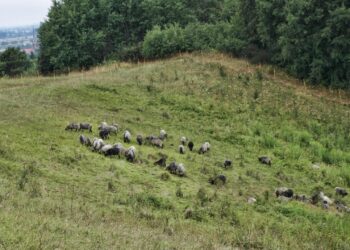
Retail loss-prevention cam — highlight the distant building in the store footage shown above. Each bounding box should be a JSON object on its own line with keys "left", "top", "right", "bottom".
{"left": 23, "top": 48, "right": 35, "bottom": 55}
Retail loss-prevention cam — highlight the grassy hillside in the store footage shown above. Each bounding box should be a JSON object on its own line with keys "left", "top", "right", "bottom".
{"left": 0, "top": 53, "right": 349, "bottom": 249}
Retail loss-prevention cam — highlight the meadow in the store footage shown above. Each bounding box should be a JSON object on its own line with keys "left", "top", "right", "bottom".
{"left": 0, "top": 53, "right": 349, "bottom": 249}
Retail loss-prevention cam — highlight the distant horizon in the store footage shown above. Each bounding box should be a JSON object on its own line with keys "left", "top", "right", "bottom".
{"left": 0, "top": 23, "right": 41, "bottom": 30}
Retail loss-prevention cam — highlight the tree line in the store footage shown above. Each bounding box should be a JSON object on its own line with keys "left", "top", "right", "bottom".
{"left": 37, "top": 0, "right": 349, "bottom": 88}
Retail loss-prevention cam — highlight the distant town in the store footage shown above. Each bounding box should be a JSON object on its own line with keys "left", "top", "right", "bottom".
{"left": 0, "top": 24, "right": 39, "bottom": 55}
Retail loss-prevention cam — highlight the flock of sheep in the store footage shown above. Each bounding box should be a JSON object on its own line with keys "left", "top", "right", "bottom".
{"left": 65, "top": 122, "right": 349, "bottom": 213}
{"left": 65, "top": 122, "right": 198, "bottom": 177}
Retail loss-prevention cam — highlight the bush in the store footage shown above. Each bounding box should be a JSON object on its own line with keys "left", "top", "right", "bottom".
{"left": 142, "top": 24, "right": 186, "bottom": 59}
{"left": 197, "top": 187, "right": 209, "bottom": 206}
{"left": 0, "top": 47, "right": 30, "bottom": 77}
{"left": 309, "top": 141, "right": 325, "bottom": 161}
{"left": 322, "top": 149, "right": 345, "bottom": 165}
{"left": 142, "top": 22, "right": 246, "bottom": 59}
{"left": 298, "top": 131, "right": 312, "bottom": 147}
{"left": 117, "top": 44, "right": 143, "bottom": 62}
{"left": 176, "top": 186, "right": 184, "bottom": 198}
{"left": 261, "top": 133, "right": 277, "bottom": 148}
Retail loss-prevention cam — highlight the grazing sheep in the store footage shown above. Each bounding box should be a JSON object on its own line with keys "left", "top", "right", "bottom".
{"left": 154, "top": 157, "right": 167, "bottom": 167}
{"left": 322, "top": 201, "right": 330, "bottom": 210}
{"left": 248, "top": 197, "right": 257, "bottom": 204}
{"left": 188, "top": 141, "right": 194, "bottom": 151}
{"left": 105, "top": 143, "right": 123, "bottom": 157}
{"left": 98, "top": 122, "right": 108, "bottom": 130}
{"left": 106, "top": 125, "right": 118, "bottom": 134}
{"left": 92, "top": 138, "right": 105, "bottom": 151}
{"left": 146, "top": 135, "right": 158, "bottom": 141}
{"left": 166, "top": 162, "right": 177, "bottom": 173}
{"left": 159, "top": 129, "right": 167, "bottom": 140}
{"left": 99, "top": 129, "right": 110, "bottom": 140}
{"left": 125, "top": 146, "right": 136, "bottom": 162}
{"left": 209, "top": 174, "right": 227, "bottom": 185}
{"left": 198, "top": 142, "right": 210, "bottom": 154}
{"left": 150, "top": 138, "right": 164, "bottom": 148}
{"left": 180, "top": 137, "right": 187, "bottom": 145}
{"left": 166, "top": 162, "right": 186, "bottom": 177}
{"left": 176, "top": 163, "right": 186, "bottom": 177}
{"left": 100, "top": 144, "right": 113, "bottom": 154}
{"left": 319, "top": 192, "right": 332, "bottom": 205}
{"left": 79, "top": 123, "right": 92, "bottom": 132}
{"left": 310, "top": 192, "right": 320, "bottom": 205}
{"left": 224, "top": 160, "right": 232, "bottom": 168}
{"left": 335, "top": 201, "right": 350, "bottom": 213}
{"left": 124, "top": 130, "right": 131, "bottom": 143}
{"left": 335, "top": 187, "right": 348, "bottom": 197}
{"left": 79, "top": 135, "right": 91, "bottom": 146}
{"left": 79, "top": 135, "right": 87, "bottom": 145}
{"left": 98, "top": 122, "right": 118, "bottom": 134}
{"left": 86, "top": 137, "right": 92, "bottom": 147}
{"left": 258, "top": 156, "right": 271, "bottom": 166}
{"left": 275, "top": 187, "right": 293, "bottom": 198}
{"left": 112, "top": 123, "right": 119, "bottom": 129}
{"left": 179, "top": 145, "right": 185, "bottom": 154}
{"left": 294, "top": 194, "right": 308, "bottom": 202}
{"left": 137, "top": 135, "right": 143, "bottom": 146}
{"left": 65, "top": 123, "right": 79, "bottom": 131}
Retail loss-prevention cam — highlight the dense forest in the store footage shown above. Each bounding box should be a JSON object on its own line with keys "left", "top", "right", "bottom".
{"left": 38, "top": 0, "right": 350, "bottom": 88}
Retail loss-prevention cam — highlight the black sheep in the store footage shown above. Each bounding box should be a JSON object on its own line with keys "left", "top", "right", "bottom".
{"left": 65, "top": 123, "right": 79, "bottom": 131}
{"left": 99, "top": 129, "right": 110, "bottom": 140}
{"left": 154, "top": 157, "right": 167, "bottom": 167}
{"left": 79, "top": 123, "right": 92, "bottom": 132}
{"left": 258, "top": 156, "right": 271, "bottom": 166}
{"left": 209, "top": 174, "right": 227, "bottom": 185}
{"left": 275, "top": 187, "right": 293, "bottom": 198}
{"left": 105, "top": 146, "right": 122, "bottom": 157}
{"left": 137, "top": 135, "right": 143, "bottom": 146}
{"left": 224, "top": 160, "right": 232, "bottom": 168}
{"left": 188, "top": 141, "right": 194, "bottom": 151}
{"left": 335, "top": 187, "right": 348, "bottom": 197}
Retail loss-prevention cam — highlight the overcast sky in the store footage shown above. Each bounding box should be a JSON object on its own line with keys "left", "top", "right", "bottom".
{"left": 0, "top": 0, "right": 52, "bottom": 28}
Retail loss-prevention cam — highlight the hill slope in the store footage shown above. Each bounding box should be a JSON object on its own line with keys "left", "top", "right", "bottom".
{"left": 0, "top": 53, "right": 349, "bottom": 249}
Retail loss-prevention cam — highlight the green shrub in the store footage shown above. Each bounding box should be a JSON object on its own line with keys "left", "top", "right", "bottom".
{"left": 132, "top": 193, "right": 173, "bottom": 210}
{"left": 0, "top": 47, "right": 30, "bottom": 77}
{"left": 117, "top": 44, "right": 143, "bottom": 62}
{"left": 261, "top": 133, "right": 277, "bottom": 148}
{"left": 280, "top": 126, "right": 297, "bottom": 143}
{"left": 197, "top": 188, "right": 209, "bottom": 206}
{"left": 322, "top": 149, "right": 345, "bottom": 165}
{"left": 142, "top": 22, "right": 246, "bottom": 59}
{"left": 298, "top": 131, "right": 312, "bottom": 147}
{"left": 176, "top": 186, "right": 184, "bottom": 198}
{"left": 285, "top": 144, "right": 303, "bottom": 160}
{"left": 308, "top": 120, "right": 323, "bottom": 137}
{"left": 309, "top": 141, "right": 325, "bottom": 161}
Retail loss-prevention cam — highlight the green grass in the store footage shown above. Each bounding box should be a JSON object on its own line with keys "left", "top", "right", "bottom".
{"left": 0, "top": 53, "right": 349, "bottom": 249}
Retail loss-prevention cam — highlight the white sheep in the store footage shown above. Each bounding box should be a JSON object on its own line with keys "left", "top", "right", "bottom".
{"left": 319, "top": 192, "right": 332, "bottom": 205}
{"left": 124, "top": 130, "right": 131, "bottom": 143}
{"left": 179, "top": 145, "right": 185, "bottom": 154}
{"left": 125, "top": 146, "right": 136, "bottom": 162}
{"left": 98, "top": 122, "right": 118, "bottom": 134}
{"left": 159, "top": 129, "right": 167, "bottom": 140}
{"left": 176, "top": 163, "right": 186, "bottom": 176}
{"left": 93, "top": 138, "right": 105, "bottom": 151}
{"left": 199, "top": 142, "right": 211, "bottom": 154}
{"left": 180, "top": 136, "right": 187, "bottom": 145}
{"left": 100, "top": 144, "right": 113, "bottom": 154}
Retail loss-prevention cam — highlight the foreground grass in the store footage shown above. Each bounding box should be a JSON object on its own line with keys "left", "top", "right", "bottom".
{"left": 0, "top": 53, "right": 349, "bottom": 249}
